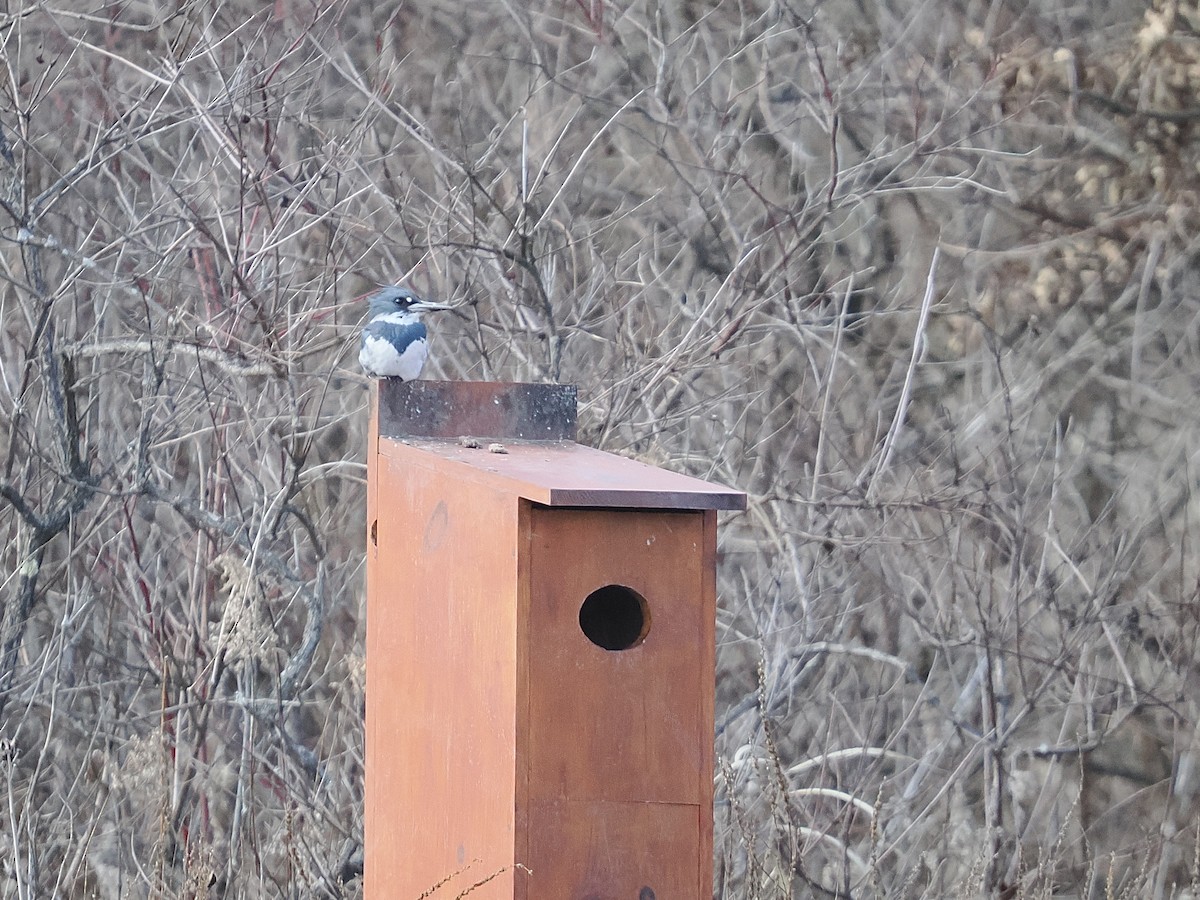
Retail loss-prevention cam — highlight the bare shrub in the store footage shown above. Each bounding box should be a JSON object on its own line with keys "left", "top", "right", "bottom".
{"left": 0, "top": 0, "right": 1196, "bottom": 897}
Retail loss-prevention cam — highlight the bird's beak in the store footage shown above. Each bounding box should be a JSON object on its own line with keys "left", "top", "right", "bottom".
{"left": 410, "top": 300, "right": 454, "bottom": 313}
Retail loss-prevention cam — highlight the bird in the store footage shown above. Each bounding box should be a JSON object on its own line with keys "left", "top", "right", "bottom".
{"left": 358, "top": 286, "right": 451, "bottom": 380}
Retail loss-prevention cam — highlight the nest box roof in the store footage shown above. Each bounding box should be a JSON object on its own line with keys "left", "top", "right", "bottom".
{"left": 375, "top": 381, "right": 746, "bottom": 511}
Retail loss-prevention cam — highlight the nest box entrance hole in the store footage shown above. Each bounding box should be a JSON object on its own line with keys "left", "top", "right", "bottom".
{"left": 578, "top": 584, "right": 650, "bottom": 651}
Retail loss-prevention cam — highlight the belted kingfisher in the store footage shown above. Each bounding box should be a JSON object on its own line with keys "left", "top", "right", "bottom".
{"left": 358, "top": 286, "right": 452, "bottom": 380}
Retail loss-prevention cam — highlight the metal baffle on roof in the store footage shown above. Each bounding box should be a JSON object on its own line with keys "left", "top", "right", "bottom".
{"left": 376, "top": 380, "right": 746, "bottom": 510}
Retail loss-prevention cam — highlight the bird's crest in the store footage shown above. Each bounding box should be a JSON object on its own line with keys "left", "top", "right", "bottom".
{"left": 367, "top": 285, "right": 422, "bottom": 318}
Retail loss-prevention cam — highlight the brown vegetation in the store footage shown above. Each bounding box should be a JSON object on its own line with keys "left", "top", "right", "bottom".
{"left": 0, "top": 0, "right": 1198, "bottom": 897}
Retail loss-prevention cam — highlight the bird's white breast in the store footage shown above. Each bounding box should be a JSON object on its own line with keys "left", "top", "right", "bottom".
{"left": 359, "top": 313, "right": 429, "bottom": 380}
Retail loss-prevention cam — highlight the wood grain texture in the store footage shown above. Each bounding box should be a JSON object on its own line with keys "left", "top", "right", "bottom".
{"left": 366, "top": 438, "right": 521, "bottom": 900}
{"left": 381, "top": 438, "right": 746, "bottom": 510}
{"left": 520, "top": 505, "right": 715, "bottom": 899}
{"left": 367, "top": 425, "right": 722, "bottom": 899}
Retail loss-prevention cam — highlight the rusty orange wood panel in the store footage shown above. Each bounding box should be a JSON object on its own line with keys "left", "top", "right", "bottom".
{"left": 366, "top": 439, "right": 522, "bottom": 900}
{"left": 519, "top": 505, "right": 716, "bottom": 898}
{"left": 524, "top": 506, "right": 710, "bottom": 802}
{"left": 367, "top": 426, "right": 725, "bottom": 899}
{"left": 523, "top": 799, "right": 703, "bottom": 899}
{"left": 385, "top": 437, "right": 745, "bottom": 511}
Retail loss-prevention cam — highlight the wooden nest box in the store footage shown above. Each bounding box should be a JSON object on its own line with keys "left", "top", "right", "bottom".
{"left": 366, "top": 381, "right": 746, "bottom": 900}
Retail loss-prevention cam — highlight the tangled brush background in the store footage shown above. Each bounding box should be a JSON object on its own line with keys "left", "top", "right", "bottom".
{"left": 0, "top": 1, "right": 1197, "bottom": 897}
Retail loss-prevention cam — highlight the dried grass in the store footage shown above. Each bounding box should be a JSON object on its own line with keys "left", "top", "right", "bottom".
{"left": 0, "top": 0, "right": 1197, "bottom": 897}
